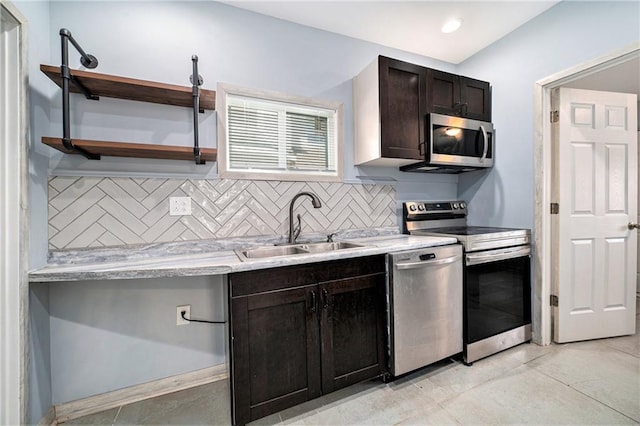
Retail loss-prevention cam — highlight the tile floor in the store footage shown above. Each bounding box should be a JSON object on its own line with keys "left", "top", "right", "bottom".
{"left": 63, "top": 306, "right": 639, "bottom": 425}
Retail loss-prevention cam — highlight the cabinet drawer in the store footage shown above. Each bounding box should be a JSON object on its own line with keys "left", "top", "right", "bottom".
{"left": 230, "top": 255, "right": 386, "bottom": 297}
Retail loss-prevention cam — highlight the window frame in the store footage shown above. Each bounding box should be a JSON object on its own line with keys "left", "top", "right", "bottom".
{"left": 217, "top": 83, "right": 344, "bottom": 182}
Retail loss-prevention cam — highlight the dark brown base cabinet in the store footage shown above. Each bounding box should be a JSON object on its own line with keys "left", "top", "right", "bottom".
{"left": 228, "top": 256, "right": 387, "bottom": 425}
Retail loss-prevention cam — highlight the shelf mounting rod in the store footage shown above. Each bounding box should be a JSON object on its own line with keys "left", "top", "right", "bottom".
{"left": 59, "top": 28, "right": 101, "bottom": 160}
{"left": 190, "top": 55, "right": 205, "bottom": 165}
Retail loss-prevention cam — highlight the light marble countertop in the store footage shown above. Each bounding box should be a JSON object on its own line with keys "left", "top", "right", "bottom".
{"left": 29, "top": 231, "right": 458, "bottom": 283}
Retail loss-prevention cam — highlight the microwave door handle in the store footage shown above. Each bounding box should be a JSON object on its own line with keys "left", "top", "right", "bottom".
{"left": 479, "top": 125, "right": 488, "bottom": 162}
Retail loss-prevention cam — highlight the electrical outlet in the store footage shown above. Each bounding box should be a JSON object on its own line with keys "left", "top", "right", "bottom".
{"left": 170, "top": 197, "right": 192, "bottom": 216}
{"left": 177, "top": 305, "right": 191, "bottom": 325}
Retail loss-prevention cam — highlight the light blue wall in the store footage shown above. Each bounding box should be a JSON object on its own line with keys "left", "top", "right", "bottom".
{"left": 29, "top": 283, "right": 51, "bottom": 424}
{"left": 18, "top": 0, "right": 51, "bottom": 270}
{"left": 457, "top": 1, "right": 640, "bottom": 228}
{"left": 48, "top": 276, "right": 226, "bottom": 403}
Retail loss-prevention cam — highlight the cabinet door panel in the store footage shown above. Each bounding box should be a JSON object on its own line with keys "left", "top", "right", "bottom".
{"left": 460, "top": 76, "right": 491, "bottom": 121}
{"left": 247, "top": 289, "right": 320, "bottom": 405}
{"left": 379, "top": 56, "right": 426, "bottom": 160}
{"left": 427, "top": 70, "right": 492, "bottom": 121}
{"left": 320, "top": 273, "right": 386, "bottom": 393}
{"left": 231, "top": 286, "right": 321, "bottom": 425}
{"left": 427, "top": 69, "right": 460, "bottom": 116}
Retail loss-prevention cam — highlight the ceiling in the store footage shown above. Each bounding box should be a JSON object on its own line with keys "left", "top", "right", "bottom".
{"left": 564, "top": 57, "right": 640, "bottom": 96}
{"left": 223, "top": 1, "right": 639, "bottom": 96}
{"left": 222, "top": 1, "right": 559, "bottom": 64}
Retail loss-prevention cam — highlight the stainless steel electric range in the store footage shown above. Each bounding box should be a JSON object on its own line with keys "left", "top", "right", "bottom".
{"left": 403, "top": 200, "right": 532, "bottom": 364}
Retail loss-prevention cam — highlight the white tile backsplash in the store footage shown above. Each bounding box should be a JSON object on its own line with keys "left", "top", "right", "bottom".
{"left": 48, "top": 178, "right": 397, "bottom": 250}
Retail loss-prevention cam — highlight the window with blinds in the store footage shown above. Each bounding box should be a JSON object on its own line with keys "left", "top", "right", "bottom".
{"left": 219, "top": 87, "right": 342, "bottom": 181}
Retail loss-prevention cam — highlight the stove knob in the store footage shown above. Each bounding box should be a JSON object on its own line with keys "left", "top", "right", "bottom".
{"left": 452, "top": 202, "right": 459, "bottom": 209}
{"left": 460, "top": 202, "right": 466, "bottom": 209}
{"left": 409, "top": 204, "right": 417, "bottom": 212}
{"left": 417, "top": 204, "right": 425, "bottom": 211}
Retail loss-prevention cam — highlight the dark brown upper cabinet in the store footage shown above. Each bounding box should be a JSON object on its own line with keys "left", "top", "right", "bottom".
{"left": 354, "top": 56, "right": 427, "bottom": 166}
{"left": 427, "top": 68, "right": 492, "bottom": 121}
{"left": 378, "top": 56, "right": 427, "bottom": 161}
{"left": 354, "top": 56, "right": 492, "bottom": 167}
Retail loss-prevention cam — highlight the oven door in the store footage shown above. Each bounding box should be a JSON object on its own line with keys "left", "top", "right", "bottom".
{"left": 464, "top": 246, "right": 531, "bottom": 346}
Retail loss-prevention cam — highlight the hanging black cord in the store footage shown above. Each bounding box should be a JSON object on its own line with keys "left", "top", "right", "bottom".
{"left": 181, "top": 310, "right": 226, "bottom": 324}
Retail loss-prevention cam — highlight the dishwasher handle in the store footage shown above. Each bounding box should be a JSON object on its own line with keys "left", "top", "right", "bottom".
{"left": 395, "top": 255, "right": 462, "bottom": 270}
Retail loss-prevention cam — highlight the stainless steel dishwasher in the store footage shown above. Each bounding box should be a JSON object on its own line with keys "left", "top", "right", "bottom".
{"left": 387, "top": 244, "right": 463, "bottom": 377}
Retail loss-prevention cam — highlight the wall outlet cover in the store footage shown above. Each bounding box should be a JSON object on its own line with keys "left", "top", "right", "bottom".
{"left": 170, "top": 197, "right": 192, "bottom": 216}
{"left": 177, "top": 305, "right": 191, "bottom": 325}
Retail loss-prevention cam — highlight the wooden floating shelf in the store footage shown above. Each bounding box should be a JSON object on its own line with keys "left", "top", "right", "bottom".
{"left": 42, "top": 137, "right": 217, "bottom": 162}
{"left": 40, "top": 64, "right": 216, "bottom": 110}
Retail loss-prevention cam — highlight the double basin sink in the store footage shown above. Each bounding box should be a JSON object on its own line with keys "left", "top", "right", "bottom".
{"left": 235, "top": 241, "right": 366, "bottom": 262}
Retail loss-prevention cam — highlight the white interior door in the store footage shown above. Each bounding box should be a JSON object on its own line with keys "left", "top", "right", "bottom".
{"left": 553, "top": 88, "right": 638, "bottom": 343}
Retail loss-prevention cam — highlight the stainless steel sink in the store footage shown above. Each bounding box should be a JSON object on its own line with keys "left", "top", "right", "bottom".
{"left": 298, "top": 241, "right": 364, "bottom": 252}
{"left": 235, "top": 241, "right": 366, "bottom": 261}
{"left": 236, "top": 245, "right": 309, "bottom": 260}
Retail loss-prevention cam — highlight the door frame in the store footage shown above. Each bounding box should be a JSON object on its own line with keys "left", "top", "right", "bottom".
{"left": 533, "top": 42, "right": 640, "bottom": 345}
{"left": 0, "top": 1, "right": 28, "bottom": 424}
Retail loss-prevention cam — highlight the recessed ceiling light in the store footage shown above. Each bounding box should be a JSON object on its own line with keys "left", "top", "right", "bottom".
{"left": 442, "top": 18, "right": 462, "bottom": 34}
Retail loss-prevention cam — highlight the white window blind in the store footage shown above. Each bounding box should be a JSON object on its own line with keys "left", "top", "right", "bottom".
{"left": 226, "top": 94, "right": 338, "bottom": 176}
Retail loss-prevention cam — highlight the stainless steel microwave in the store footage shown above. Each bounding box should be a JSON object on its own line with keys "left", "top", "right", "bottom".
{"left": 400, "top": 113, "right": 494, "bottom": 173}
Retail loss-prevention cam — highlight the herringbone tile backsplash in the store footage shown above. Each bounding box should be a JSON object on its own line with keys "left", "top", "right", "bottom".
{"left": 48, "top": 177, "right": 397, "bottom": 250}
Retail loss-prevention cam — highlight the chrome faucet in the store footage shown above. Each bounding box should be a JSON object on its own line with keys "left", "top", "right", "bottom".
{"left": 288, "top": 192, "right": 322, "bottom": 244}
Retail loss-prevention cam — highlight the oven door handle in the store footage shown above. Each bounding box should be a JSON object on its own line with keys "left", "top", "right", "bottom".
{"left": 466, "top": 246, "right": 531, "bottom": 266}
{"left": 395, "top": 255, "right": 462, "bottom": 270}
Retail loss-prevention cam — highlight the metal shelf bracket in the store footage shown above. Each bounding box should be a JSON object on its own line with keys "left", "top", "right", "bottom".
{"left": 190, "top": 55, "right": 205, "bottom": 165}
{"left": 59, "top": 28, "right": 101, "bottom": 160}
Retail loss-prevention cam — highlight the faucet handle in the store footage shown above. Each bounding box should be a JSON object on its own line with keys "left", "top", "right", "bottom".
{"left": 326, "top": 232, "right": 336, "bottom": 242}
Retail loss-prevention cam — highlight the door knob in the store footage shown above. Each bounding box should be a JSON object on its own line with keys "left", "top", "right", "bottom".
{"left": 628, "top": 222, "right": 640, "bottom": 230}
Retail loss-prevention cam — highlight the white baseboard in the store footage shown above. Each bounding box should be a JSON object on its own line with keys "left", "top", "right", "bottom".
{"left": 37, "top": 406, "right": 57, "bottom": 426}
{"left": 54, "top": 364, "right": 228, "bottom": 423}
